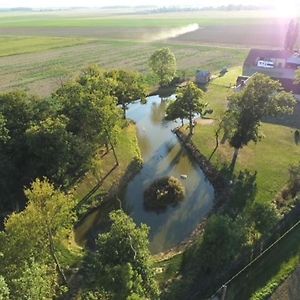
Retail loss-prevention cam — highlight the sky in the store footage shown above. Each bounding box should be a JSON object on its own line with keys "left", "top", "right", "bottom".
{"left": 0, "top": 0, "right": 286, "bottom": 9}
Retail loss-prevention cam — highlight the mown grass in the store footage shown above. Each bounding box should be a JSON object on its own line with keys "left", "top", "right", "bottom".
{"left": 155, "top": 254, "right": 183, "bottom": 288}
{"left": 226, "top": 223, "right": 300, "bottom": 300}
{"left": 0, "top": 36, "right": 92, "bottom": 57}
{"left": 191, "top": 67, "right": 300, "bottom": 204}
{"left": 74, "top": 123, "right": 141, "bottom": 203}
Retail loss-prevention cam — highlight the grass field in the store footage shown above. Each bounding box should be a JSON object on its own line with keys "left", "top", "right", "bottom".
{"left": 190, "top": 68, "right": 300, "bottom": 204}
{"left": 226, "top": 223, "right": 300, "bottom": 300}
{"left": 0, "top": 36, "right": 92, "bottom": 57}
{"left": 0, "top": 10, "right": 298, "bottom": 96}
{"left": 0, "top": 37, "right": 247, "bottom": 96}
{"left": 74, "top": 123, "right": 141, "bottom": 245}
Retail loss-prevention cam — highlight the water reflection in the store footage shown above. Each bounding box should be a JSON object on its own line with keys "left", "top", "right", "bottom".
{"left": 125, "top": 95, "right": 214, "bottom": 254}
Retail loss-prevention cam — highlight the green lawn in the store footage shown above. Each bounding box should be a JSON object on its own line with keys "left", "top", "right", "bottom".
{"left": 191, "top": 67, "right": 300, "bottom": 204}
{"left": 226, "top": 223, "right": 300, "bottom": 300}
{"left": 74, "top": 123, "right": 141, "bottom": 244}
{"left": 187, "top": 68, "right": 300, "bottom": 298}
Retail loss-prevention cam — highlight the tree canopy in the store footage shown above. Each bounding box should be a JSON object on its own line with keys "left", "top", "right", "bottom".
{"left": 149, "top": 48, "right": 177, "bottom": 87}
{"left": 166, "top": 82, "right": 212, "bottom": 135}
{"left": 0, "top": 65, "right": 129, "bottom": 216}
{"left": 0, "top": 178, "right": 75, "bottom": 288}
{"left": 84, "top": 210, "right": 159, "bottom": 299}
{"left": 105, "top": 69, "right": 147, "bottom": 119}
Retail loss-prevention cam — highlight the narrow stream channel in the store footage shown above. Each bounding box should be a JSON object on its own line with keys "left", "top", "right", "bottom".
{"left": 124, "top": 95, "right": 215, "bottom": 254}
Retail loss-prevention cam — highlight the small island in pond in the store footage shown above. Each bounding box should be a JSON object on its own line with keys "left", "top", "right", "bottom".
{"left": 144, "top": 176, "right": 185, "bottom": 211}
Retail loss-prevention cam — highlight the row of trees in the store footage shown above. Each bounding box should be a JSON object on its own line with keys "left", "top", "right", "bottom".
{"left": 0, "top": 66, "right": 147, "bottom": 216}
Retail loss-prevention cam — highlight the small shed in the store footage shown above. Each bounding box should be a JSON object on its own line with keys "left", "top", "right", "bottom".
{"left": 196, "top": 70, "right": 211, "bottom": 84}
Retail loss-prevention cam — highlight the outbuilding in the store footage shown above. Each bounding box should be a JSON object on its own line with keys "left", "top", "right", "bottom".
{"left": 196, "top": 70, "right": 211, "bottom": 84}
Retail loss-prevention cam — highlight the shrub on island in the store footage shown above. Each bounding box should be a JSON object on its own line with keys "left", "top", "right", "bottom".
{"left": 144, "top": 176, "right": 185, "bottom": 212}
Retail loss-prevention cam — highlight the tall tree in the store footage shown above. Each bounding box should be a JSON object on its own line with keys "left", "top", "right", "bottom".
{"left": 149, "top": 48, "right": 177, "bottom": 87}
{"left": 224, "top": 74, "right": 296, "bottom": 171}
{"left": 0, "top": 91, "right": 35, "bottom": 212}
{"left": 25, "top": 115, "right": 77, "bottom": 185}
{"left": 84, "top": 210, "right": 159, "bottom": 299}
{"left": 106, "top": 70, "right": 147, "bottom": 119}
{"left": 0, "top": 179, "right": 76, "bottom": 285}
{"left": 55, "top": 69, "right": 122, "bottom": 166}
{"left": 200, "top": 214, "right": 246, "bottom": 273}
{"left": 166, "top": 82, "right": 212, "bottom": 136}
{"left": 165, "top": 97, "right": 188, "bottom": 127}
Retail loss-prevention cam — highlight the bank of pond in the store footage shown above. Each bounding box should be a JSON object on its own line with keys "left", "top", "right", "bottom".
{"left": 75, "top": 95, "right": 215, "bottom": 254}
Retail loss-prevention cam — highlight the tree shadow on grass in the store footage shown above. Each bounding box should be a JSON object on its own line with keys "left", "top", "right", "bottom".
{"left": 75, "top": 163, "right": 118, "bottom": 212}
{"left": 74, "top": 158, "right": 143, "bottom": 249}
{"left": 224, "top": 169, "right": 257, "bottom": 217}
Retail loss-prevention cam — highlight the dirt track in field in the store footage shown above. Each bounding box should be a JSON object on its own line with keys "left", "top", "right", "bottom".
{"left": 172, "top": 22, "right": 299, "bottom": 48}
{"left": 1, "top": 20, "right": 298, "bottom": 49}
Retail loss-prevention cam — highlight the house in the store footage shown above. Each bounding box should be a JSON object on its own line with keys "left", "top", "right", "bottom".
{"left": 243, "top": 49, "right": 300, "bottom": 98}
{"left": 196, "top": 70, "right": 211, "bottom": 84}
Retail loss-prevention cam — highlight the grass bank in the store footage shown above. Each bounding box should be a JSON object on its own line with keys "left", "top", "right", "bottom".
{"left": 190, "top": 67, "right": 300, "bottom": 204}
{"left": 226, "top": 223, "right": 300, "bottom": 300}
{"left": 73, "top": 123, "right": 142, "bottom": 245}
{"left": 181, "top": 67, "right": 300, "bottom": 298}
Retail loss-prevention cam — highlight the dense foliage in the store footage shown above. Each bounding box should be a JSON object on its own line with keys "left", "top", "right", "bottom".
{"left": 0, "top": 65, "right": 147, "bottom": 220}
{"left": 0, "top": 179, "right": 75, "bottom": 299}
{"left": 83, "top": 210, "right": 159, "bottom": 299}
{"left": 166, "top": 82, "right": 212, "bottom": 135}
{"left": 144, "top": 177, "right": 185, "bottom": 211}
{"left": 149, "top": 48, "right": 177, "bottom": 87}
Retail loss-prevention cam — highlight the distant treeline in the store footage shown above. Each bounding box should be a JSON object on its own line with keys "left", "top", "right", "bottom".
{"left": 144, "top": 5, "right": 271, "bottom": 14}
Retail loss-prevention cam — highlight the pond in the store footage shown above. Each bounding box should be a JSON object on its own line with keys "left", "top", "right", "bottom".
{"left": 124, "top": 95, "right": 215, "bottom": 254}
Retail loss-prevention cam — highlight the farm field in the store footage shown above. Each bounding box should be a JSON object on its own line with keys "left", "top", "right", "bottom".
{"left": 0, "top": 37, "right": 247, "bottom": 96}
{"left": 0, "top": 10, "right": 298, "bottom": 96}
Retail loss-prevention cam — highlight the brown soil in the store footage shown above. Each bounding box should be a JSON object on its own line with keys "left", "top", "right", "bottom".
{"left": 172, "top": 22, "right": 300, "bottom": 48}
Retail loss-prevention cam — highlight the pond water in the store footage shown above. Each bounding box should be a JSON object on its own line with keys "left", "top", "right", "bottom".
{"left": 124, "top": 95, "right": 215, "bottom": 254}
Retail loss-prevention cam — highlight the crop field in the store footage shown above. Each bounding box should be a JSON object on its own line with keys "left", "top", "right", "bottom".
{"left": 0, "top": 37, "right": 246, "bottom": 96}
{"left": 0, "top": 10, "right": 298, "bottom": 96}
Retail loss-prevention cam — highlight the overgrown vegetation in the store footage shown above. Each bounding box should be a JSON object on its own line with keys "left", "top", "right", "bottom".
{"left": 144, "top": 177, "right": 185, "bottom": 212}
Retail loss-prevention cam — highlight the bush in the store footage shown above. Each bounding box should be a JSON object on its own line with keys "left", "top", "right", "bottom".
{"left": 144, "top": 177, "right": 185, "bottom": 212}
